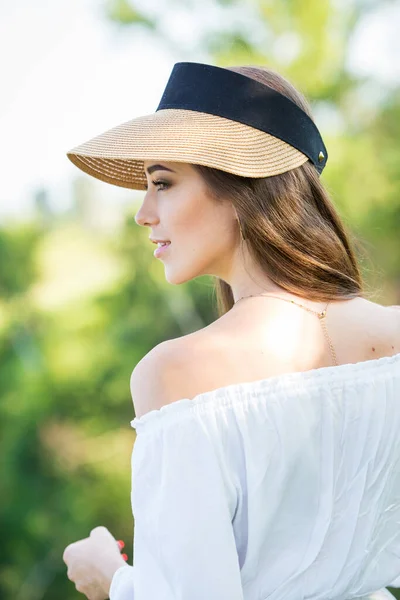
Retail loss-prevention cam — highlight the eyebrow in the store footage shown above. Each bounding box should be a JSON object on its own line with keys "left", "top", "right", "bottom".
{"left": 145, "top": 164, "right": 176, "bottom": 175}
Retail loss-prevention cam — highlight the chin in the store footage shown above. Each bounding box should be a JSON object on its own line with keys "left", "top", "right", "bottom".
{"left": 164, "top": 264, "right": 201, "bottom": 285}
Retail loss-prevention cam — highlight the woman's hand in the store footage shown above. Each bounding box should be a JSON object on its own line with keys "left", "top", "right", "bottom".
{"left": 63, "top": 526, "right": 127, "bottom": 600}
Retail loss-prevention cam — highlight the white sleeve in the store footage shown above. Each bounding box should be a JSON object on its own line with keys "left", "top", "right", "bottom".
{"left": 109, "top": 565, "right": 135, "bottom": 599}
{"left": 388, "top": 575, "right": 400, "bottom": 587}
{"left": 110, "top": 412, "right": 243, "bottom": 599}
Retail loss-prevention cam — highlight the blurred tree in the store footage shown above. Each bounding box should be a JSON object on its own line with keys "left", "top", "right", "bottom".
{"left": 1, "top": 0, "right": 399, "bottom": 598}
{"left": 0, "top": 224, "right": 41, "bottom": 299}
{"left": 105, "top": 0, "right": 155, "bottom": 28}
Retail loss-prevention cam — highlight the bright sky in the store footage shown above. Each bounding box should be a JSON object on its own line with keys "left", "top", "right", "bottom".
{"left": 0, "top": 0, "right": 399, "bottom": 221}
{"left": 0, "top": 0, "right": 182, "bottom": 220}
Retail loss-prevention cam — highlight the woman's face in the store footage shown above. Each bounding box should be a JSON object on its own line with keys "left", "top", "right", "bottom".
{"left": 135, "top": 161, "right": 240, "bottom": 284}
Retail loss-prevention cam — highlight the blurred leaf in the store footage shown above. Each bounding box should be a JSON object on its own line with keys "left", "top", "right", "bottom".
{"left": 105, "top": 0, "right": 155, "bottom": 28}
{"left": 0, "top": 224, "right": 41, "bottom": 299}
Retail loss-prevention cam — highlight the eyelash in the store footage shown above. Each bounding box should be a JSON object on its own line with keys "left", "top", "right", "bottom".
{"left": 145, "top": 179, "right": 170, "bottom": 191}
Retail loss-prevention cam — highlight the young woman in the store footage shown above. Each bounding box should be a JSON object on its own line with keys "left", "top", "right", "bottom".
{"left": 63, "top": 62, "right": 400, "bottom": 600}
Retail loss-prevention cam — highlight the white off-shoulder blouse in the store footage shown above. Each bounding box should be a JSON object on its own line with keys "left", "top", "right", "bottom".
{"left": 110, "top": 352, "right": 400, "bottom": 600}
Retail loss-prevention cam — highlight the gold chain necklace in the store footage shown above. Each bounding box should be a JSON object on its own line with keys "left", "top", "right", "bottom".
{"left": 234, "top": 293, "right": 338, "bottom": 366}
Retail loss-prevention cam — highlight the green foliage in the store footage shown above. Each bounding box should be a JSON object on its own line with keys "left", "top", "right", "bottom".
{"left": 105, "top": 0, "right": 155, "bottom": 28}
{"left": 1, "top": 0, "right": 400, "bottom": 598}
{"left": 0, "top": 224, "right": 41, "bottom": 298}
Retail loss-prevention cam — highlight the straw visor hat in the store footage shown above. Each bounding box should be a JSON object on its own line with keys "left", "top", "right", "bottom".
{"left": 66, "top": 62, "right": 328, "bottom": 190}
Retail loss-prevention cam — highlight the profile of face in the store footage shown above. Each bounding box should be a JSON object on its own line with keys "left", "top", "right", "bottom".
{"left": 135, "top": 161, "right": 241, "bottom": 285}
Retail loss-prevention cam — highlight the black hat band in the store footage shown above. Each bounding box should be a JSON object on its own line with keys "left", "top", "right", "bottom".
{"left": 156, "top": 62, "right": 328, "bottom": 175}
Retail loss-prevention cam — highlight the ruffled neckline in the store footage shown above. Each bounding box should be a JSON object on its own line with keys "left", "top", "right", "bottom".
{"left": 130, "top": 351, "right": 400, "bottom": 433}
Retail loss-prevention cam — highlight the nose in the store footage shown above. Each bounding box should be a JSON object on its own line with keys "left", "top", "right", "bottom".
{"left": 135, "top": 194, "right": 160, "bottom": 228}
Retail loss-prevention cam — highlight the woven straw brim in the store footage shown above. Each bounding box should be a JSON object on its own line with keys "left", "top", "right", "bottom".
{"left": 67, "top": 109, "right": 309, "bottom": 190}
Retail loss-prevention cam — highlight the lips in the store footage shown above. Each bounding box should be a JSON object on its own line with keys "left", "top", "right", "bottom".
{"left": 154, "top": 242, "right": 171, "bottom": 259}
{"left": 150, "top": 238, "right": 171, "bottom": 244}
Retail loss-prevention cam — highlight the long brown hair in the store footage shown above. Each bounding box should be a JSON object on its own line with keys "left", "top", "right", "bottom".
{"left": 193, "top": 66, "right": 365, "bottom": 317}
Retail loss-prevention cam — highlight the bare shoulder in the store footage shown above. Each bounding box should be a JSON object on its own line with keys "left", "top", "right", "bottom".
{"left": 130, "top": 332, "right": 211, "bottom": 420}
{"left": 130, "top": 300, "right": 400, "bottom": 420}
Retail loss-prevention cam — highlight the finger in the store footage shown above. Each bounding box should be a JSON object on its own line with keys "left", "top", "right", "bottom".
{"left": 90, "top": 525, "right": 108, "bottom": 536}
{"left": 63, "top": 544, "right": 75, "bottom": 563}
{"left": 63, "top": 540, "right": 84, "bottom": 563}
{"left": 117, "top": 539, "right": 125, "bottom": 550}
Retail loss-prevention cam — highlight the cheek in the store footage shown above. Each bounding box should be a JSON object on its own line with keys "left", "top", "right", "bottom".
{"left": 165, "top": 191, "right": 204, "bottom": 237}
{"left": 189, "top": 208, "right": 237, "bottom": 258}
{"left": 164, "top": 183, "right": 235, "bottom": 250}
{"left": 201, "top": 203, "right": 237, "bottom": 245}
